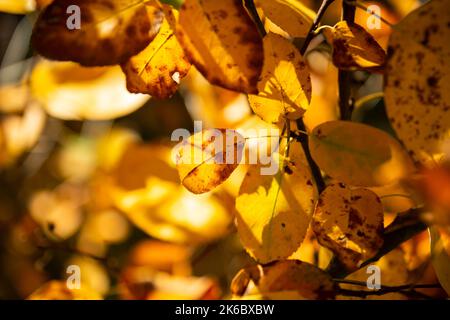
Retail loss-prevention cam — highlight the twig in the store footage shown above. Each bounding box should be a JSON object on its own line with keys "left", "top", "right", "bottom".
{"left": 244, "top": 0, "right": 266, "bottom": 37}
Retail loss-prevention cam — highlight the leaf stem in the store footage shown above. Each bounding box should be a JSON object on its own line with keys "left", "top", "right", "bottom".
{"left": 244, "top": 0, "right": 267, "bottom": 37}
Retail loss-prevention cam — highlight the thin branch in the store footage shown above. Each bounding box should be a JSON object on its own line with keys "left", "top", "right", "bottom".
{"left": 244, "top": 0, "right": 266, "bottom": 37}
{"left": 344, "top": 0, "right": 394, "bottom": 27}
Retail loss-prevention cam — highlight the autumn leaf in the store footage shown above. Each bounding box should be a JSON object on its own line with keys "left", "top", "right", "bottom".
{"left": 322, "top": 21, "right": 386, "bottom": 71}
{"left": 309, "top": 121, "right": 416, "bottom": 187}
{"left": 121, "top": 5, "right": 191, "bottom": 99}
{"left": 235, "top": 142, "right": 317, "bottom": 263}
{"left": 430, "top": 226, "right": 450, "bottom": 296}
{"left": 385, "top": 0, "right": 450, "bottom": 164}
{"left": 31, "top": 0, "right": 164, "bottom": 66}
{"left": 312, "top": 183, "right": 384, "bottom": 271}
{"left": 175, "top": 129, "right": 245, "bottom": 194}
{"left": 231, "top": 260, "right": 336, "bottom": 299}
{"left": 256, "top": 0, "right": 315, "bottom": 38}
{"left": 176, "top": 0, "right": 263, "bottom": 93}
{"left": 30, "top": 60, "right": 150, "bottom": 120}
{"left": 248, "top": 33, "right": 312, "bottom": 125}
{"left": 0, "top": 0, "right": 36, "bottom": 14}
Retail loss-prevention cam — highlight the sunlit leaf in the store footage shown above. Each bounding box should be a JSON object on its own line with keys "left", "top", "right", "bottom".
{"left": 235, "top": 142, "right": 317, "bottom": 263}
{"left": 121, "top": 5, "right": 191, "bottom": 99}
{"left": 32, "top": 0, "right": 164, "bottom": 66}
{"left": 248, "top": 33, "right": 312, "bottom": 125}
{"left": 0, "top": 0, "right": 35, "bottom": 14}
{"left": 385, "top": 0, "right": 450, "bottom": 164}
{"left": 176, "top": 0, "right": 263, "bottom": 93}
{"left": 309, "top": 121, "right": 416, "bottom": 186}
{"left": 312, "top": 183, "right": 384, "bottom": 271}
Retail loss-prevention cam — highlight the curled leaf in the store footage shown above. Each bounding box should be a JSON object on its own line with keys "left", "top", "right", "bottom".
{"left": 385, "top": 0, "right": 450, "bottom": 164}
{"left": 312, "top": 183, "right": 384, "bottom": 271}
{"left": 248, "top": 33, "right": 312, "bottom": 125}
{"left": 175, "top": 129, "right": 245, "bottom": 194}
{"left": 309, "top": 121, "right": 416, "bottom": 187}
{"left": 32, "top": 0, "right": 164, "bottom": 66}
{"left": 323, "top": 21, "right": 386, "bottom": 71}
{"left": 121, "top": 5, "right": 191, "bottom": 99}
{"left": 231, "top": 260, "right": 336, "bottom": 299}
{"left": 176, "top": 0, "right": 263, "bottom": 93}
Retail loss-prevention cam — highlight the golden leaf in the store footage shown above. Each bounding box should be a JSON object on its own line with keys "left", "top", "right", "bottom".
{"left": 0, "top": 0, "right": 35, "bottom": 14}
{"left": 176, "top": 0, "right": 263, "bottom": 93}
{"left": 235, "top": 142, "right": 317, "bottom": 263}
{"left": 322, "top": 21, "right": 386, "bottom": 71}
{"left": 309, "top": 121, "right": 416, "bottom": 186}
{"left": 256, "top": 0, "right": 315, "bottom": 38}
{"left": 32, "top": 0, "right": 164, "bottom": 66}
{"left": 385, "top": 0, "right": 450, "bottom": 164}
{"left": 231, "top": 260, "right": 336, "bottom": 299}
{"left": 175, "top": 129, "right": 245, "bottom": 194}
{"left": 30, "top": 60, "right": 150, "bottom": 120}
{"left": 312, "top": 183, "right": 384, "bottom": 271}
{"left": 248, "top": 33, "right": 312, "bottom": 125}
{"left": 121, "top": 5, "right": 191, "bottom": 99}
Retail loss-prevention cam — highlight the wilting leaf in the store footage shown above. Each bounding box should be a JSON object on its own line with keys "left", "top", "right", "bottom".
{"left": 176, "top": 0, "right": 263, "bottom": 93}
{"left": 32, "top": 0, "right": 164, "bottom": 66}
{"left": 113, "top": 143, "right": 232, "bottom": 244}
{"left": 235, "top": 143, "right": 317, "bottom": 263}
{"left": 30, "top": 60, "right": 150, "bottom": 120}
{"left": 248, "top": 33, "right": 312, "bottom": 125}
{"left": 430, "top": 226, "right": 450, "bottom": 296}
{"left": 256, "top": 0, "right": 315, "bottom": 38}
{"left": 385, "top": 0, "right": 450, "bottom": 164}
{"left": 322, "top": 21, "right": 386, "bottom": 71}
{"left": 121, "top": 5, "right": 191, "bottom": 99}
{"left": 175, "top": 129, "right": 245, "bottom": 194}
{"left": 231, "top": 260, "right": 336, "bottom": 299}
{"left": 309, "top": 121, "right": 416, "bottom": 186}
{"left": 27, "top": 281, "right": 102, "bottom": 300}
{"left": 0, "top": 0, "right": 36, "bottom": 14}
{"left": 312, "top": 183, "right": 384, "bottom": 271}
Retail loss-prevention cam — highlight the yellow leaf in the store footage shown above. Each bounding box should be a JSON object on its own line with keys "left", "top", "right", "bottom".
{"left": 235, "top": 142, "right": 317, "bottom": 263}
{"left": 312, "top": 183, "right": 384, "bottom": 271}
{"left": 175, "top": 129, "right": 245, "bottom": 194}
{"left": 31, "top": 0, "right": 163, "bottom": 66}
{"left": 385, "top": 0, "right": 450, "bottom": 164}
{"left": 27, "top": 281, "right": 102, "bottom": 300}
{"left": 231, "top": 260, "right": 336, "bottom": 299}
{"left": 322, "top": 21, "right": 386, "bottom": 71}
{"left": 30, "top": 60, "right": 150, "bottom": 120}
{"left": 176, "top": 0, "right": 263, "bottom": 93}
{"left": 309, "top": 121, "right": 416, "bottom": 186}
{"left": 256, "top": 0, "right": 315, "bottom": 38}
{"left": 430, "top": 226, "right": 450, "bottom": 296}
{"left": 121, "top": 5, "right": 191, "bottom": 99}
{"left": 0, "top": 0, "right": 35, "bottom": 14}
{"left": 248, "top": 33, "right": 312, "bottom": 125}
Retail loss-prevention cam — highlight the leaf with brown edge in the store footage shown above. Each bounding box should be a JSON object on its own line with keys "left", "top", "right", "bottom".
{"left": 248, "top": 33, "right": 312, "bottom": 125}
{"left": 309, "top": 121, "right": 416, "bottom": 187}
{"left": 176, "top": 0, "right": 263, "bottom": 93}
{"left": 312, "top": 183, "right": 384, "bottom": 271}
{"left": 32, "top": 0, "right": 164, "bottom": 66}
{"left": 256, "top": 0, "right": 315, "bottom": 38}
{"left": 235, "top": 142, "right": 317, "bottom": 264}
{"left": 385, "top": 0, "right": 450, "bottom": 164}
{"left": 231, "top": 260, "right": 337, "bottom": 299}
{"left": 121, "top": 5, "right": 191, "bottom": 99}
{"left": 322, "top": 21, "right": 386, "bottom": 71}
{"left": 175, "top": 129, "right": 245, "bottom": 194}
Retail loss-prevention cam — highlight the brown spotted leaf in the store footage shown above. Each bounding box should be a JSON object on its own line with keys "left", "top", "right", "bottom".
{"left": 322, "top": 21, "right": 386, "bottom": 71}
{"left": 176, "top": 0, "right": 263, "bottom": 93}
{"left": 32, "top": 0, "right": 164, "bottom": 66}
{"left": 235, "top": 142, "right": 317, "bottom": 263}
{"left": 231, "top": 260, "right": 337, "bottom": 299}
{"left": 312, "top": 183, "right": 384, "bottom": 271}
{"left": 385, "top": 0, "right": 450, "bottom": 164}
{"left": 175, "top": 129, "right": 245, "bottom": 194}
{"left": 248, "top": 33, "right": 312, "bottom": 125}
{"left": 309, "top": 121, "right": 416, "bottom": 187}
{"left": 121, "top": 5, "right": 191, "bottom": 99}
